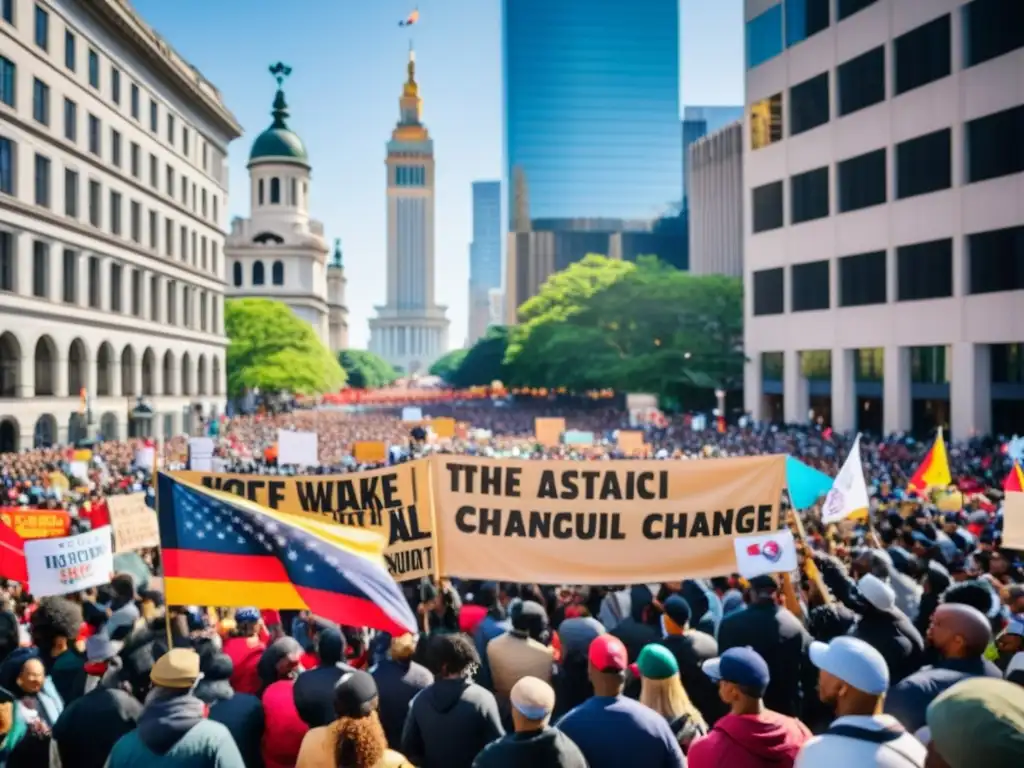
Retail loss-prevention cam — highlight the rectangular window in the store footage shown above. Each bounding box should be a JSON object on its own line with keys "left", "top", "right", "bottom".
{"left": 63, "top": 98, "right": 76, "bottom": 141}
{"left": 963, "top": 0, "right": 1024, "bottom": 68}
{"left": 130, "top": 200, "right": 141, "bottom": 242}
{"left": 62, "top": 249, "right": 77, "bottom": 303}
{"left": 0, "top": 232, "right": 11, "bottom": 292}
{"left": 33, "top": 153, "right": 49, "bottom": 207}
{"left": 752, "top": 181, "right": 784, "bottom": 232}
{"left": 789, "top": 72, "right": 829, "bottom": 136}
{"left": 0, "top": 137, "right": 13, "bottom": 195}
{"left": 183, "top": 287, "right": 191, "bottom": 328}
{"left": 897, "top": 238, "right": 953, "bottom": 301}
{"left": 894, "top": 14, "right": 951, "bottom": 95}
{"left": 64, "top": 168, "right": 78, "bottom": 217}
{"left": 747, "top": 4, "right": 783, "bottom": 69}
{"left": 2, "top": 0, "right": 12, "bottom": 24}
{"left": 181, "top": 175, "right": 187, "bottom": 204}
{"left": 750, "top": 92, "right": 783, "bottom": 150}
{"left": 790, "top": 166, "right": 829, "bottom": 223}
{"left": 791, "top": 260, "right": 830, "bottom": 311}
{"left": 166, "top": 165, "right": 174, "bottom": 196}
{"left": 166, "top": 281, "right": 176, "bottom": 324}
{"left": 110, "top": 129, "right": 121, "bottom": 167}
{"left": 838, "top": 46, "right": 884, "bottom": 116}
{"left": 88, "top": 180, "right": 101, "bottom": 227}
{"left": 34, "top": 4, "right": 47, "bottom": 50}
{"left": 148, "top": 210, "right": 157, "bottom": 249}
{"left": 110, "top": 67, "right": 120, "bottom": 104}
{"left": 149, "top": 99, "right": 158, "bottom": 132}
{"left": 130, "top": 83, "right": 140, "bottom": 119}
{"left": 202, "top": 143, "right": 208, "bottom": 171}
{"left": 182, "top": 127, "right": 189, "bottom": 156}
{"left": 785, "top": 0, "right": 830, "bottom": 47}
{"left": 201, "top": 236, "right": 207, "bottom": 269}
{"left": 991, "top": 344, "right": 1024, "bottom": 384}
{"left": 32, "top": 78, "right": 49, "bottom": 125}
{"left": 166, "top": 113, "right": 174, "bottom": 145}
{"left": 131, "top": 269, "right": 142, "bottom": 316}
{"left": 896, "top": 128, "right": 951, "bottom": 199}
{"left": 966, "top": 105, "right": 1024, "bottom": 184}
{"left": 838, "top": 0, "right": 878, "bottom": 22}
{"left": 200, "top": 292, "right": 208, "bottom": 331}
{"left": 110, "top": 263, "right": 122, "bottom": 312}
{"left": 147, "top": 276, "right": 158, "bottom": 321}
{"left": 109, "top": 191, "right": 121, "bottom": 235}
{"left": 967, "top": 224, "right": 1024, "bottom": 295}
{"left": 180, "top": 225, "right": 188, "bottom": 261}
{"left": 838, "top": 148, "right": 886, "bottom": 212}
{"left": 201, "top": 189, "right": 208, "bottom": 217}
{"left": 149, "top": 154, "right": 157, "bottom": 188}
{"left": 211, "top": 241, "right": 218, "bottom": 274}
{"left": 0, "top": 56, "right": 14, "bottom": 107}
{"left": 839, "top": 251, "right": 887, "bottom": 306}
{"left": 191, "top": 230, "right": 197, "bottom": 264}
{"left": 753, "top": 268, "right": 785, "bottom": 315}
{"left": 87, "top": 256, "right": 100, "bottom": 308}
{"left": 130, "top": 142, "right": 140, "bottom": 178}
{"left": 88, "top": 114, "right": 100, "bottom": 155}
{"left": 88, "top": 49, "right": 99, "bottom": 89}
{"left": 213, "top": 196, "right": 218, "bottom": 222}
{"left": 910, "top": 346, "right": 950, "bottom": 384}
{"left": 165, "top": 218, "right": 173, "bottom": 256}
{"left": 64, "top": 30, "right": 75, "bottom": 70}
{"left": 32, "top": 241, "right": 48, "bottom": 298}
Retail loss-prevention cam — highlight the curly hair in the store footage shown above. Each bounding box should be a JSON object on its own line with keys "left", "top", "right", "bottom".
{"left": 334, "top": 710, "right": 387, "bottom": 768}
{"left": 29, "top": 597, "right": 83, "bottom": 641}
{"left": 426, "top": 633, "right": 480, "bottom": 678}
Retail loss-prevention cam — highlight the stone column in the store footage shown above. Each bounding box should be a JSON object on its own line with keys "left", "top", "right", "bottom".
{"left": 951, "top": 342, "right": 991, "bottom": 440}
{"left": 883, "top": 346, "right": 912, "bottom": 434}
{"left": 783, "top": 349, "right": 809, "bottom": 424}
{"left": 831, "top": 348, "right": 856, "bottom": 433}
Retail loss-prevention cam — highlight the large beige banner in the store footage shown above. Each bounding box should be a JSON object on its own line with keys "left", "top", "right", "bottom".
{"left": 430, "top": 454, "right": 787, "bottom": 584}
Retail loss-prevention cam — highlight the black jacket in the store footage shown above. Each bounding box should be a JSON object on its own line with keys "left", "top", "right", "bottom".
{"left": 816, "top": 553, "right": 925, "bottom": 684}
{"left": 51, "top": 687, "right": 142, "bottom": 768}
{"left": 717, "top": 602, "right": 813, "bottom": 718}
{"left": 401, "top": 677, "right": 505, "bottom": 768}
{"left": 208, "top": 692, "right": 265, "bottom": 768}
{"left": 472, "top": 727, "right": 588, "bottom": 768}
{"left": 658, "top": 631, "right": 726, "bottom": 726}
{"left": 293, "top": 663, "right": 354, "bottom": 728}
{"left": 884, "top": 656, "right": 1003, "bottom": 733}
{"left": 372, "top": 657, "right": 434, "bottom": 749}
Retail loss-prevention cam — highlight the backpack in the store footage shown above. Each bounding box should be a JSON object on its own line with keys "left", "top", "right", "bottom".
{"left": 825, "top": 722, "right": 922, "bottom": 766}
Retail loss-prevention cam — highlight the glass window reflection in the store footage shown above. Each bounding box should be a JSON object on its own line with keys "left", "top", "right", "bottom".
{"left": 747, "top": 4, "right": 784, "bottom": 69}
{"left": 750, "top": 93, "right": 783, "bottom": 150}
{"left": 785, "top": 0, "right": 830, "bottom": 48}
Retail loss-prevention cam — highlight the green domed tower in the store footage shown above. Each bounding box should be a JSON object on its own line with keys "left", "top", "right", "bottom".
{"left": 248, "top": 62, "right": 309, "bottom": 169}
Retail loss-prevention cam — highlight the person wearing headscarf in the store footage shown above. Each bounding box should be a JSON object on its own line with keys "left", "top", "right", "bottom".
{"left": 370, "top": 633, "right": 433, "bottom": 750}
{"left": 295, "top": 670, "right": 411, "bottom": 767}
{"left": 259, "top": 637, "right": 309, "bottom": 768}
{"left": 924, "top": 677, "right": 1024, "bottom": 767}
{"left": 222, "top": 607, "right": 267, "bottom": 695}
{"left": 0, "top": 648, "right": 63, "bottom": 732}
{"left": 636, "top": 644, "right": 708, "bottom": 754}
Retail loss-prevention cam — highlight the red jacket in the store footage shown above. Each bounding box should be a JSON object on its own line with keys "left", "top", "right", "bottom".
{"left": 222, "top": 635, "right": 266, "bottom": 695}
{"left": 687, "top": 711, "right": 811, "bottom": 768}
{"left": 261, "top": 679, "right": 308, "bottom": 768}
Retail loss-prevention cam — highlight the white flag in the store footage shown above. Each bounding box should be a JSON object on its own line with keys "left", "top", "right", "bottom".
{"left": 822, "top": 434, "right": 870, "bottom": 524}
{"left": 733, "top": 530, "right": 798, "bottom": 578}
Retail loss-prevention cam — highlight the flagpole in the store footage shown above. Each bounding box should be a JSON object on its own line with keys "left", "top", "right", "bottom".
{"left": 153, "top": 436, "right": 173, "bottom": 649}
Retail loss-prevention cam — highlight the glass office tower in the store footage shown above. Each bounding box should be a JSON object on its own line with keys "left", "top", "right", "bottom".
{"left": 503, "top": 0, "right": 682, "bottom": 227}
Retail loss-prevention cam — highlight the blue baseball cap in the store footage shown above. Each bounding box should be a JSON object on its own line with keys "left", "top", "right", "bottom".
{"left": 702, "top": 647, "right": 770, "bottom": 696}
{"left": 235, "top": 607, "right": 260, "bottom": 624}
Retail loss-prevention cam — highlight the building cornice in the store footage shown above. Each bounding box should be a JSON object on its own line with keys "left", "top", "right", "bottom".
{"left": 89, "top": 0, "right": 243, "bottom": 139}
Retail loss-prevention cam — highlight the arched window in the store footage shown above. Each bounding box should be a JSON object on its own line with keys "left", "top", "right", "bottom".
{"left": 272, "top": 261, "right": 284, "bottom": 285}
{"left": 232, "top": 261, "right": 242, "bottom": 287}
{"left": 258, "top": 178, "right": 265, "bottom": 205}
{"left": 269, "top": 177, "right": 280, "bottom": 204}
{"left": 290, "top": 178, "right": 297, "bottom": 206}
{"left": 252, "top": 261, "right": 265, "bottom": 286}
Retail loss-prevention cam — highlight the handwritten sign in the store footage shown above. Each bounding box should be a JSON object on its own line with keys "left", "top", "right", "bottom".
{"left": 25, "top": 526, "right": 114, "bottom": 597}
{"left": 108, "top": 493, "right": 160, "bottom": 552}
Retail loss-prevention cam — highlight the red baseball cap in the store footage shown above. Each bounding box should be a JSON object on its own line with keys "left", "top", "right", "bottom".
{"left": 588, "top": 634, "right": 628, "bottom": 672}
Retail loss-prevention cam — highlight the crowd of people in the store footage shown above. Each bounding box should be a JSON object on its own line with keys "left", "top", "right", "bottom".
{"left": 0, "top": 399, "right": 1022, "bottom": 767}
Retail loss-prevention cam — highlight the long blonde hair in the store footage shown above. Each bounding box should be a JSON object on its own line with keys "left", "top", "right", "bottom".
{"left": 639, "top": 675, "right": 705, "bottom": 726}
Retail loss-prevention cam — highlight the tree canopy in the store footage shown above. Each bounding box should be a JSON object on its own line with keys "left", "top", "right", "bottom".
{"left": 429, "top": 348, "right": 468, "bottom": 381}
{"left": 225, "top": 298, "right": 346, "bottom": 396}
{"left": 436, "top": 325, "right": 511, "bottom": 389}
{"left": 338, "top": 349, "right": 400, "bottom": 389}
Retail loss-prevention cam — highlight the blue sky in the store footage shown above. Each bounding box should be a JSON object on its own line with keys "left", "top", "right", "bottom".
{"left": 133, "top": 0, "right": 744, "bottom": 349}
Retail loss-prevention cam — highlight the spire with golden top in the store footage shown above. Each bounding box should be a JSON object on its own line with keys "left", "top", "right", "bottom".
{"left": 399, "top": 43, "right": 422, "bottom": 127}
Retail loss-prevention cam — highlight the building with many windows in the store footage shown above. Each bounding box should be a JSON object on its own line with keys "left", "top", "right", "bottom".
{"left": 682, "top": 105, "right": 744, "bottom": 210}
{"left": 742, "top": 0, "right": 1024, "bottom": 439}
{"left": 225, "top": 66, "right": 347, "bottom": 351}
{"left": 689, "top": 120, "right": 744, "bottom": 277}
{"left": 467, "top": 180, "right": 501, "bottom": 346}
{"left": 0, "top": 0, "right": 241, "bottom": 451}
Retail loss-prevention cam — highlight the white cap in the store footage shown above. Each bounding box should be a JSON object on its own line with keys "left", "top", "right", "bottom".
{"left": 809, "top": 636, "right": 889, "bottom": 696}
{"left": 858, "top": 574, "right": 895, "bottom": 612}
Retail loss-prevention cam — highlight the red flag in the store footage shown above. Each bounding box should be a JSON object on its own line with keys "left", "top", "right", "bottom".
{"left": 1004, "top": 461, "right": 1024, "bottom": 493}
{"left": 0, "top": 521, "right": 28, "bottom": 585}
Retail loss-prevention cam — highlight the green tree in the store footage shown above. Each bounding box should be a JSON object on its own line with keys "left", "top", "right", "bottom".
{"left": 225, "top": 298, "right": 346, "bottom": 396}
{"left": 338, "top": 349, "right": 399, "bottom": 389}
{"left": 429, "top": 348, "right": 468, "bottom": 383}
{"left": 447, "top": 326, "right": 511, "bottom": 388}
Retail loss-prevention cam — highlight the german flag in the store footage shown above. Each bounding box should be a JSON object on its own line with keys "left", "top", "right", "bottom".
{"left": 158, "top": 474, "right": 416, "bottom": 636}
{"left": 1004, "top": 461, "right": 1024, "bottom": 493}
{"left": 907, "top": 428, "right": 953, "bottom": 494}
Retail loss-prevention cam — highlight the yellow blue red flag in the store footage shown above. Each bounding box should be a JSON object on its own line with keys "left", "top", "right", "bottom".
{"left": 399, "top": 8, "right": 419, "bottom": 26}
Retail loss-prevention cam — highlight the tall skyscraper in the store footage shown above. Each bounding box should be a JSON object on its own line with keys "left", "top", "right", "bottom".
{"left": 468, "top": 181, "right": 502, "bottom": 345}
{"left": 369, "top": 49, "right": 449, "bottom": 374}
{"left": 503, "top": 0, "right": 682, "bottom": 226}
{"left": 682, "top": 105, "right": 744, "bottom": 209}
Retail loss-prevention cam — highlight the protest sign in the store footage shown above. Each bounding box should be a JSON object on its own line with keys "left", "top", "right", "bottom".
{"left": 25, "top": 526, "right": 114, "bottom": 597}
{"left": 188, "top": 437, "right": 215, "bottom": 471}
{"left": 1004, "top": 492, "right": 1024, "bottom": 550}
{"left": 430, "top": 454, "right": 787, "bottom": 583}
{"left": 616, "top": 430, "right": 646, "bottom": 455}
{"left": 402, "top": 407, "right": 423, "bottom": 422}
{"left": 352, "top": 441, "right": 388, "bottom": 464}
{"left": 564, "top": 430, "right": 595, "bottom": 446}
{"left": 535, "top": 418, "right": 565, "bottom": 447}
{"left": 733, "top": 530, "right": 798, "bottom": 578}
{"left": 277, "top": 430, "right": 319, "bottom": 466}
{"left": 173, "top": 460, "right": 434, "bottom": 581}
{"left": 108, "top": 493, "right": 160, "bottom": 552}
{"left": 431, "top": 417, "right": 456, "bottom": 439}
{"left": 0, "top": 509, "right": 71, "bottom": 540}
